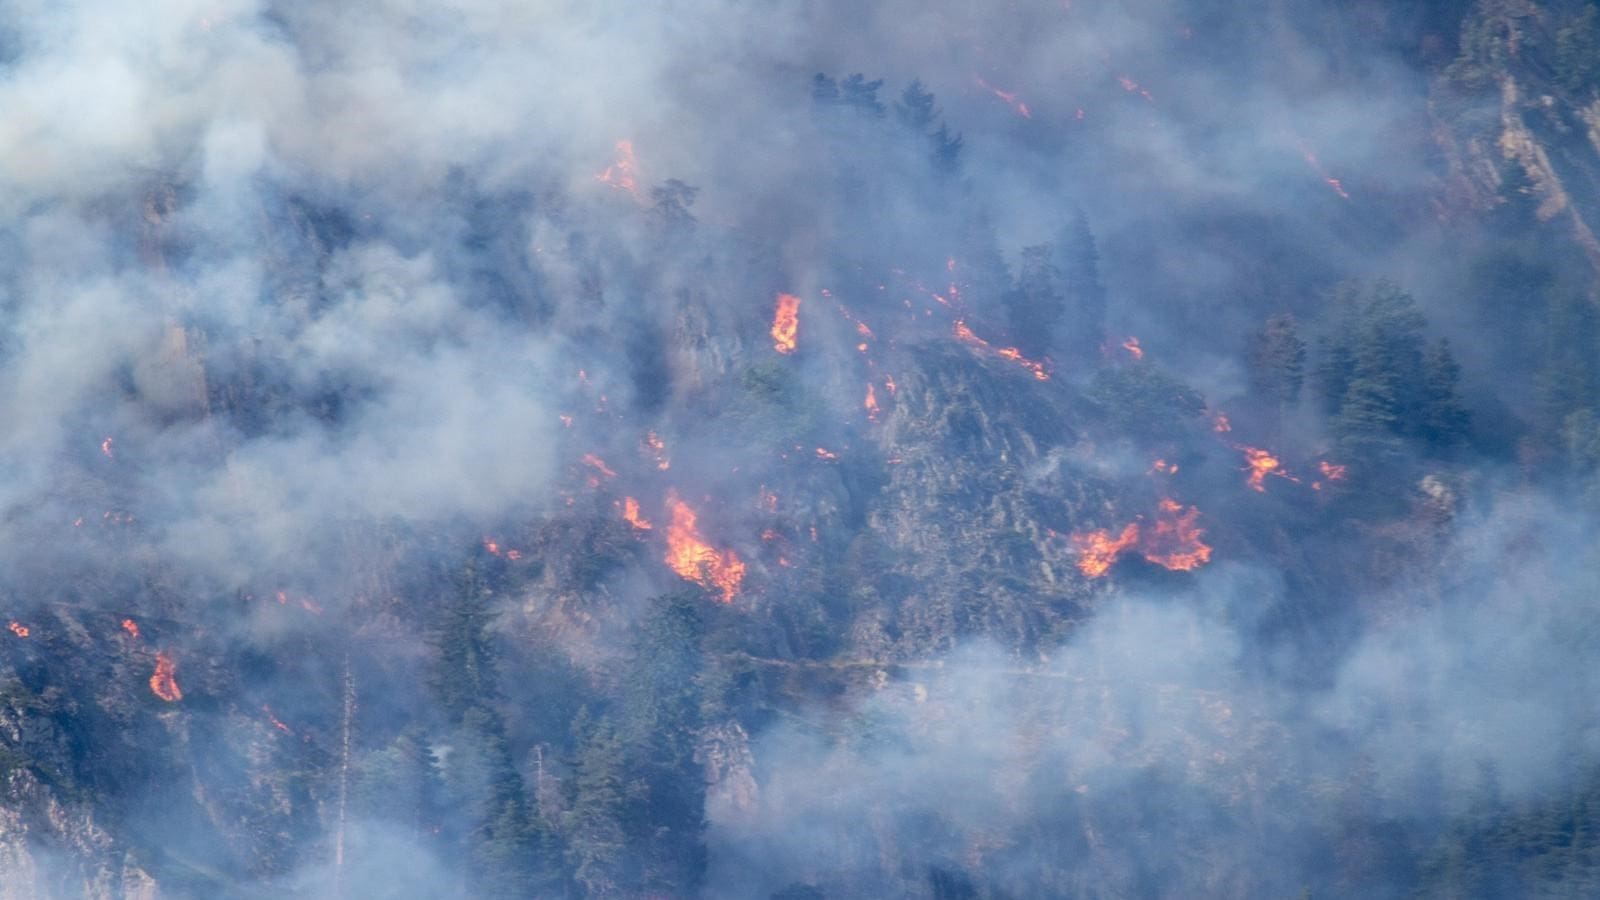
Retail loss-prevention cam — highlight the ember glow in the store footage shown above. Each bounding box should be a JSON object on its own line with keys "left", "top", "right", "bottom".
{"left": 8, "top": 621, "right": 29, "bottom": 638}
{"left": 663, "top": 492, "right": 746, "bottom": 602}
{"left": 1296, "top": 140, "right": 1351, "bottom": 200}
{"left": 620, "top": 496, "right": 653, "bottom": 530}
{"left": 1212, "top": 413, "right": 1232, "bottom": 433}
{"left": 1318, "top": 460, "right": 1347, "bottom": 481}
{"left": 976, "top": 76, "right": 1032, "bottom": 118}
{"left": 1242, "top": 447, "right": 1298, "bottom": 492}
{"left": 581, "top": 453, "right": 618, "bottom": 479}
{"left": 1071, "top": 500, "right": 1212, "bottom": 576}
{"left": 1142, "top": 499, "right": 1212, "bottom": 571}
{"left": 1150, "top": 458, "right": 1178, "bottom": 475}
{"left": 1071, "top": 523, "right": 1141, "bottom": 578}
{"left": 149, "top": 652, "right": 182, "bottom": 702}
{"left": 595, "top": 139, "right": 641, "bottom": 198}
{"left": 815, "top": 447, "right": 839, "bottom": 461}
{"left": 771, "top": 293, "right": 801, "bottom": 354}
{"left": 954, "top": 320, "right": 1049, "bottom": 381}
{"left": 263, "top": 705, "right": 292, "bottom": 734}
{"left": 101, "top": 436, "right": 114, "bottom": 458}
{"left": 1122, "top": 336, "right": 1144, "bottom": 360}
{"left": 864, "top": 383, "right": 881, "bottom": 421}
{"left": 644, "top": 431, "right": 670, "bottom": 470}
{"left": 121, "top": 618, "right": 140, "bottom": 639}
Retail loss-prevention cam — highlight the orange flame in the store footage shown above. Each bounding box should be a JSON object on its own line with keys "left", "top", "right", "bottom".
{"left": 263, "top": 704, "right": 292, "bottom": 734}
{"left": 101, "top": 436, "right": 114, "bottom": 458}
{"left": 1318, "top": 460, "right": 1346, "bottom": 481}
{"left": 976, "top": 77, "right": 1032, "bottom": 118}
{"left": 864, "top": 383, "right": 880, "bottom": 421}
{"left": 581, "top": 453, "right": 617, "bottom": 479}
{"left": 644, "top": 431, "right": 670, "bottom": 470}
{"left": 815, "top": 447, "right": 839, "bottom": 461}
{"left": 1150, "top": 458, "right": 1177, "bottom": 475}
{"left": 1071, "top": 523, "right": 1141, "bottom": 577}
{"left": 595, "top": 139, "right": 641, "bottom": 198}
{"left": 620, "top": 496, "right": 653, "bottom": 530}
{"left": 1212, "top": 413, "right": 1231, "bottom": 433}
{"left": 1141, "top": 499, "right": 1212, "bottom": 571}
{"left": 771, "top": 293, "right": 801, "bottom": 354}
{"left": 1241, "top": 447, "right": 1298, "bottom": 492}
{"left": 149, "top": 652, "right": 182, "bottom": 702}
{"left": 1122, "top": 336, "right": 1144, "bottom": 360}
{"left": 884, "top": 375, "right": 897, "bottom": 395}
{"left": 664, "top": 491, "right": 746, "bottom": 602}
{"left": 121, "top": 618, "right": 140, "bottom": 639}
{"left": 8, "top": 621, "right": 29, "bottom": 638}
{"left": 954, "top": 320, "right": 1049, "bottom": 380}
{"left": 1295, "top": 140, "right": 1351, "bottom": 200}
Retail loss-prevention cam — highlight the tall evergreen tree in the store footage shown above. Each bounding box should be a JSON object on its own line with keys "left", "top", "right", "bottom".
{"left": 1005, "top": 244, "right": 1066, "bottom": 359}
{"left": 1055, "top": 209, "right": 1107, "bottom": 359}
{"left": 1244, "top": 313, "right": 1307, "bottom": 410}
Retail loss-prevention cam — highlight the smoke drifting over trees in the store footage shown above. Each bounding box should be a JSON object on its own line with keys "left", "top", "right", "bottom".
{"left": 3, "top": 0, "right": 1600, "bottom": 896}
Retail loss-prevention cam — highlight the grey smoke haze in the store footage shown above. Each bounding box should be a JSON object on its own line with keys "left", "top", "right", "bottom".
{"left": 0, "top": 0, "right": 1590, "bottom": 896}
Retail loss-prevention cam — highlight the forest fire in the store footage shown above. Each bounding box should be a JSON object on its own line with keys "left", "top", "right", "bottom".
{"left": 664, "top": 492, "right": 746, "bottom": 602}
{"left": 121, "top": 618, "right": 140, "bottom": 639}
{"left": 1242, "top": 447, "right": 1298, "bottom": 492}
{"left": 1212, "top": 413, "right": 1232, "bottom": 433}
{"left": 815, "top": 447, "right": 839, "bottom": 461}
{"left": 864, "top": 383, "right": 880, "bottom": 421}
{"left": 643, "top": 431, "right": 670, "bottom": 470}
{"left": 620, "top": 496, "right": 653, "bottom": 530}
{"left": 595, "top": 139, "right": 641, "bottom": 198}
{"left": 771, "top": 293, "right": 801, "bottom": 354}
{"left": 149, "top": 652, "right": 182, "bottom": 702}
{"left": 263, "top": 705, "right": 292, "bottom": 734}
{"left": 8, "top": 621, "right": 29, "bottom": 638}
{"left": 1070, "top": 500, "right": 1212, "bottom": 577}
{"left": 1296, "top": 140, "right": 1351, "bottom": 200}
{"left": 581, "top": 453, "right": 617, "bottom": 479}
{"left": 1318, "top": 460, "right": 1347, "bottom": 481}
{"left": 1122, "top": 336, "right": 1144, "bottom": 360}
{"left": 101, "top": 436, "right": 114, "bottom": 458}
{"left": 1150, "top": 458, "right": 1178, "bottom": 475}
{"left": 1071, "top": 523, "right": 1141, "bottom": 577}
{"left": 976, "top": 77, "right": 1032, "bottom": 118}
{"left": 1142, "top": 499, "right": 1212, "bottom": 571}
{"left": 954, "top": 320, "right": 1050, "bottom": 380}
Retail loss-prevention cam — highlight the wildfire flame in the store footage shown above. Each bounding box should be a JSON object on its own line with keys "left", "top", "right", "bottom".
{"left": 1318, "top": 460, "right": 1347, "bottom": 481}
{"left": 1142, "top": 498, "right": 1213, "bottom": 571}
{"left": 663, "top": 491, "right": 746, "bottom": 603}
{"left": 101, "top": 436, "right": 114, "bottom": 458}
{"left": 1241, "top": 447, "right": 1299, "bottom": 492}
{"left": 1122, "top": 336, "right": 1144, "bottom": 360}
{"left": 1212, "top": 413, "right": 1231, "bottom": 433}
{"left": 644, "top": 431, "right": 670, "bottom": 470}
{"left": 121, "top": 618, "right": 140, "bottom": 639}
{"left": 149, "top": 652, "right": 182, "bottom": 702}
{"left": 581, "top": 453, "right": 617, "bottom": 479}
{"left": 263, "top": 704, "right": 292, "bottom": 734}
{"left": 953, "top": 320, "right": 1049, "bottom": 381}
{"left": 1150, "top": 458, "right": 1178, "bottom": 475}
{"left": 771, "top": 293, "right": 801, "bottom": 354}
{"left": 1295, "top": 140, "right": 1351, "bottom": 200}
{"left": 1070, "top": 499, "right": 1213, "bottom": 577}
{"left": 595, "top": 139, "right": 641, "bottom": 199}
{"left": 864, "top": 383, "right": 880, "bottom": 421}
{"left": 976, "top": 76, "right": 1032, "bottom": 118}
{"left": 1117, "top": 74, "right": 1154, "bottom": 101}
{"left": 815, "top": 447, "right": 838, "bottom": 461}
{"left": 620, "top": 496, "right": 653, "bottom": 530}
{"left": 7, "top": 621, "right": 28, "bottom": 638}
{"left": 1071, "top": 523, "right": 1141, "bottom": 578}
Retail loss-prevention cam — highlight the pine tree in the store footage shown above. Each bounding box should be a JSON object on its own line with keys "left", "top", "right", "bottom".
{"left": 1419, "top": 338, "right": 1471, "bottom": 449}
{"left": 564, "top": 709, "right": 627, "bottom": 898}
{"left": 1004, "top": 244, "right": 1066, "bottom": 359}
{"left": 1244, "top": 313, "right": 1307, "bottom": 410}
{"left": 894, "top": 79, "right": 937, "bottom": 132}
{"left": 1055, "top": 209, "right": 1107, "bottom": 359}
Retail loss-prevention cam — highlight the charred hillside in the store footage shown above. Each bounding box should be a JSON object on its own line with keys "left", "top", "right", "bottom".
{"left": 3, "top": 1, "right": 1600, "bottom": 898}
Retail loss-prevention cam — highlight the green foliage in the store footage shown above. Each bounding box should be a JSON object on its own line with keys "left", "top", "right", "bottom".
{"left": 1055, "top": 210, "right": 1107, "bottom": 359}
{"left": 1554, "top": 6, "right": 1600, "bottom": 94}
{"left": 564, "top": 709, "right": 627, "bottom": 898}
{"left": 1004, "top": 244, "right": 1066, "bottom": 358}
{"left": 1087, "top": 363, "right": 1206, "bottom": 442}
{"left": 1245, "top": 313, "right": 1307, "bottom": 408}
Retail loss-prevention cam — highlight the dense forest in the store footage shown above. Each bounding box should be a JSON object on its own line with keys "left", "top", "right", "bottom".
{"left": 3, "top": 0, "right": 1600, "bottom": 897}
